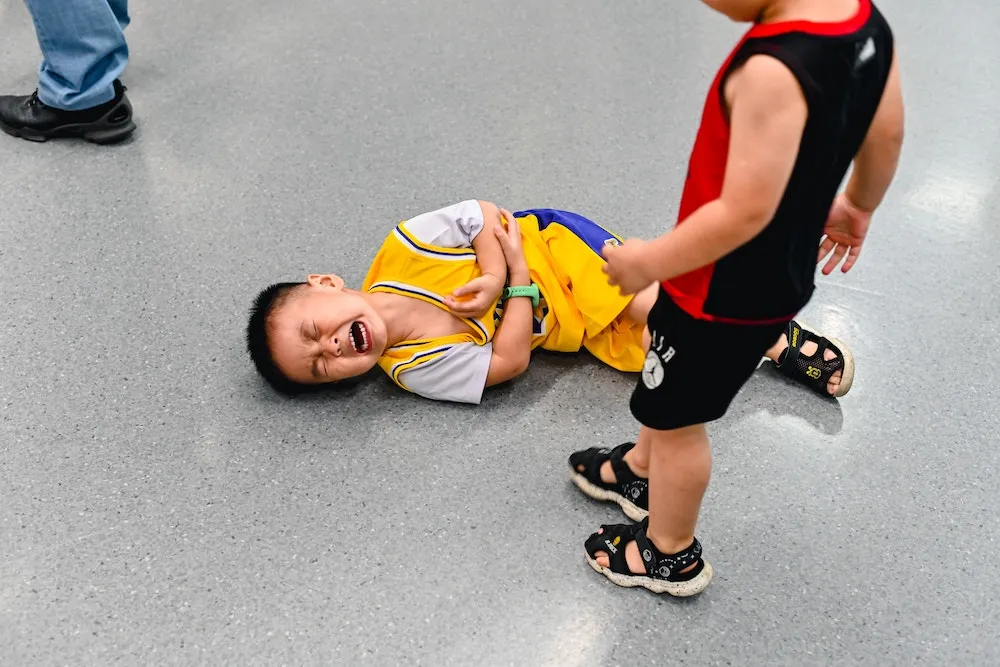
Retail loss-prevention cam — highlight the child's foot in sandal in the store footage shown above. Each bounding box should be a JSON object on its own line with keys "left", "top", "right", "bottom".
{"left": 569, "top": 443, "right": 649, "bottom": 521}
{"left": 764, "top": 320, "right": 855, "bottom": 398}
{"left": 584, "top": 518, "right": 713, "bottom": 596}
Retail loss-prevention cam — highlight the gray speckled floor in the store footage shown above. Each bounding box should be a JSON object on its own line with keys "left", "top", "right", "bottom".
{"left": 2, "top": 1, "right": 999, "bottom": 665}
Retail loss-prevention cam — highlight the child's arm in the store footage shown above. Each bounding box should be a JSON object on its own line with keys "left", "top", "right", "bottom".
{"left": 846, "top": 54, "right": 904, "bottom": 213}
{"left": 819, "top": 53, "right": 904, "bottom": 274}
{"left": 602, "top": 55, "right": 809, "bottom": 292}
{"left": 485, "top": 213, "right": 534, "bottom": 386}
{"left": 472, "top": 201, "right": 508, "bottom": 282}
{"left": 444, "top": 201, "right": 510, "bottom": 317}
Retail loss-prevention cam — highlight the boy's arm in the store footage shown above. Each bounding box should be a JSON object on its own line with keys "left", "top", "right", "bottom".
{"left": 603, "top": 55, "right": 808, "bottom": 290}
{"left": 444, "top": 200, "right": 509, "bottom": 317}
{"left": 485, "top": 277, "right": 533, "bottom": 386}
{"left": 485, "top": 215, "right": 534, "bottom": 386}
{"left": 818, "top": 51, "right": 904, "bottom": 274}
{"left": 845, "top": 52, "right": 904, "bottom": 213}
{"left": 472, "top": 201, "right": 508, "bottom": 284}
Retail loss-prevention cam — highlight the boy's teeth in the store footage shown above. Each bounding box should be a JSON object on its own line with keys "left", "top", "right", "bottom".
{"left": 348, "top": 321, "right": 367, "bottom": 353}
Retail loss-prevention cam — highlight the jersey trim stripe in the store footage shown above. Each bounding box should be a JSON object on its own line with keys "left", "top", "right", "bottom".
{"left": 368, "top": 281, "right": 490, "bottom": 341}
{"left": 394, "top": 226, "right": 477, "bottom": 259}
{"left": 390, "top": 345, "right": 454, "bottom": 387}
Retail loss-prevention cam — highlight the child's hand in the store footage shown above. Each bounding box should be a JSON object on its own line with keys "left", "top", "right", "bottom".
{"left": 602, "top": 238, "right": 654, "bottom": 295}
{"left": 495, "top": 210, "right": 530, "bottom": 285}
{"left": 446, "top": 272, "right": 505, "bottom": 318}
{"left": 818, "top": 193, "right": 872, "bottom": 275}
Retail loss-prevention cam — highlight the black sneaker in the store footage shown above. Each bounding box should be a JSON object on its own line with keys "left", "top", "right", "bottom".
{"left": 0, "top": 79, "right": 136, "bottom": 144}
{"left": 569, "top": 442, "right": 649, "bottom": 521}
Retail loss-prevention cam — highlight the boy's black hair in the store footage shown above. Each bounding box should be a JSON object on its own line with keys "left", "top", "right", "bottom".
{"left": 246, "top": 282, "right": 317, "bottom": 396}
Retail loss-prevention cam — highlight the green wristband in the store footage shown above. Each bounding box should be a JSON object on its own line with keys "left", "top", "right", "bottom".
{"left": 502, "top": 283, "right": 540, "bottom": 307}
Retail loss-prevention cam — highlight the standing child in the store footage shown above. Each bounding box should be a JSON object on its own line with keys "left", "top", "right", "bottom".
{"left": 569, "top": 0, "right": 904, "bottom": 595}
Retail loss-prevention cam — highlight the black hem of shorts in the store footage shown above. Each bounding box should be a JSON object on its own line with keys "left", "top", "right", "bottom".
{"left": 629, "top": 287, "right": 791, "bottom": 431}
{"left": 629, "top": 397, "right": 730, "bottom": 431}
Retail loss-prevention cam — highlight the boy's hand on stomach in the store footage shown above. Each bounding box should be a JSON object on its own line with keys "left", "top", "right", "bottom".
{"left": 445, "top": 273, "right": 505, "bottom": 318}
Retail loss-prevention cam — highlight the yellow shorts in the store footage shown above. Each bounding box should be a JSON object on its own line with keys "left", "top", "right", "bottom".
{"left": 515, "top": 209, "right": 646, "bottom": 373}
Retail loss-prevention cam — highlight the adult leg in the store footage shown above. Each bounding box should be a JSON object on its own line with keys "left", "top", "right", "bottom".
{"left": 0, "top": 0, "right": 134, "bottom": 143}
{"left": 108, "top": 0, "right": 131, "bottom": 32}
{"left": 28, "top": 0, "right": 129, "bottom": 110}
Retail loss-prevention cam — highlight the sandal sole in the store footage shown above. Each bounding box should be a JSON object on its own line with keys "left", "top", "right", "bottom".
{"left": 570, "top": 471, "right": 648, "bottom": 522}
{"left": 826, "top": 335, "right": 855, "bottom": 397}
{"left": 585, "top": 554, "right": 714, "bottom": 597}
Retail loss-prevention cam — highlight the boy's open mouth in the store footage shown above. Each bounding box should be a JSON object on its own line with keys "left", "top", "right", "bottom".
{"left": 349, "top": 321, "right": 371, "bottom": 354}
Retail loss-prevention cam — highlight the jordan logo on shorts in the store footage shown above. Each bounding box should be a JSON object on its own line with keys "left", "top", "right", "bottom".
{"left": 642, "top": 332, "right": 676, "bottom": 390}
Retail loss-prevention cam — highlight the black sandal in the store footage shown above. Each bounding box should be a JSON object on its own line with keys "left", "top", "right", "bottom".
{"left": 772, "top": 320, "right": 855, "bottom": 398}
{"left": 569, "top": 443, "right": 648, "bottom": 521}
{"left": 584, "top": 518, "right": 713, "bottom": 596}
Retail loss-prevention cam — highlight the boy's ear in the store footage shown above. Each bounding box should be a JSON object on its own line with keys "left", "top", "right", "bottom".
{"left": 306, "top": 274, "right": 345, "bottom": 290}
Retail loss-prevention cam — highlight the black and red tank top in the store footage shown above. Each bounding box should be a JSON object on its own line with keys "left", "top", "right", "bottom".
{"left": 663, "top": 0, "right": 894, "bottom": 324}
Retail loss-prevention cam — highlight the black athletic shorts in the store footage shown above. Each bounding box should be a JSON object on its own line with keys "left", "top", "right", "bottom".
{"left": 630, "top": 288, "right": 791, "bottom": 431}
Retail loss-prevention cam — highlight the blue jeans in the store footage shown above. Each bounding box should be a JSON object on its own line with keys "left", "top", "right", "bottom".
{"left": 24, "top": 0, "right": 130, "bottom": 111}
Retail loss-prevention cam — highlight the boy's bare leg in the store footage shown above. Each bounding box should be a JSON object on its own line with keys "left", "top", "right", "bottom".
{"left": 625, "top": 282, "right": 659, "bottom": 325}
{"left": 592, "top": 424, "right": 711, "bottom": 572}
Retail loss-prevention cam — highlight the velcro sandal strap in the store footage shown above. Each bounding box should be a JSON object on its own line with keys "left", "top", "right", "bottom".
{"left": 585, "top": 524, "right": 635, "bottom": 573}
{"left": 634, "top": 520, "right": 703, "bottom": 580}
{"left": 570, "top": 443, "right": 635, "bottom": 490}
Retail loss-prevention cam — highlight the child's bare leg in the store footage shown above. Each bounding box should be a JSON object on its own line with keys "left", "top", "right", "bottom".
{"left": 646, "top": 424, "right": 710, "bottom": 554}
{"left": 592, "top": 424, "right": 710, "bottom": 573}
{"left": 571, "top": 282, "right": 658, "bottom": 486}
{"left": 625, "top": 282, "right": 659, "bottom": 326}
{"left": 577, "top": 282, "right": 658, "bottom": 485}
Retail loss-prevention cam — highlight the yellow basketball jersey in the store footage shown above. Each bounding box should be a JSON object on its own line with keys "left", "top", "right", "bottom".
{"left": 361, "top": 201, "right": 646, "bottom": 404}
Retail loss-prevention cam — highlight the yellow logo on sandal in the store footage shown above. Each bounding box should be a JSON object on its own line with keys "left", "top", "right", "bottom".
{"left": 806, "top": 366, "right": 821, "bottom": 379}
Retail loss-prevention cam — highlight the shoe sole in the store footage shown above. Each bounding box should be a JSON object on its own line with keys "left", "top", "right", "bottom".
{"left": 0, "top": 96, "right": 136, "bottom": 145}
{"left": 757, "top": 320, "right": 855, "bottom": 398}
{"left": 586, "top": 553, "right": 714, "bottom": 597}
{"left": 827, "top": 335, "right": 855, "bottom": 397}
{"left": 570, "top": 470, "right": 648, "bottom": 522}
{"left": 1, "top": 119, "right": 137, "bottom": 145}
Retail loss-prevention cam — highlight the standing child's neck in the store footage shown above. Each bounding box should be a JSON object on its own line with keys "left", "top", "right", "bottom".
{"left": 758, "top": 0, "right": 861, "bottom": 24}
